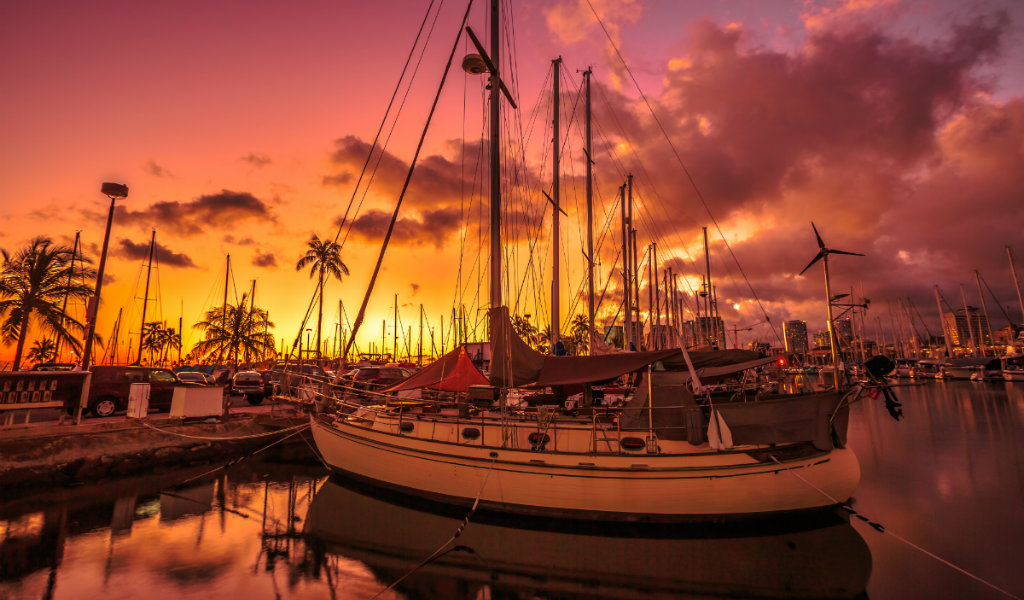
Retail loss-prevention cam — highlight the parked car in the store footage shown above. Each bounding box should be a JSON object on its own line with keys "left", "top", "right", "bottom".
{"left": 176, "top": 371, "right": 210, "bottom": 384}
{"left": 31, "top": 362, "right": 77, "bottom": 371}
{"left": 230, "top": 371, "right": 267, "bottom": 405}
{"left": 263, "top": 362, "right": 329, "bottom": 388}
{"left": 69, "top": 365, "right": 200, "bottom": 418}
{"left": 349, "top": 366, "right": 413, "bottom": 391}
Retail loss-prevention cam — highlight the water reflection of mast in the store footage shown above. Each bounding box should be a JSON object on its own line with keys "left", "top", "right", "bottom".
{"left": 304, "top": 477, "right": 872, "bottom": 600}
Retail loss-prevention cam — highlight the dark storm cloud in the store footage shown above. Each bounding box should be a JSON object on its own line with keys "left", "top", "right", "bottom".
{"left": 322, "top": 135, "right": 482, "bottom": 208}
{"left": 575, "top": 9, "right": 1020, "bottom": 332}
{"left": 143, "top": 160, "right": 173, "bottom": 178}
{"left": 114, "top": 238, "right": 197, "bottom": 268}
{"left": 113, "top": 190, "right": 276, "bottom": 236}
{"left": 627, "top": 10, "right": 1010, "bottom": 224}
{"left": 241, "top": 152, "right": 272, "bottom": 167}
{"left": 223, "top": 235, "right": 256, "bottom": 245}
{"left": 252, "top": 252, "right": 278, "bottom": 268}
{"left": 341, "top": 206, "right": 463, "bottom": 248}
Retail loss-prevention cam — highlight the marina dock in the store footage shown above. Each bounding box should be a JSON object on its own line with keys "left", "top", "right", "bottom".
{"left": 0, "top": 407, "right": 309, "bottom": 491}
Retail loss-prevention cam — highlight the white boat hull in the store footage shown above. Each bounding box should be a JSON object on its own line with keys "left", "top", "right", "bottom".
{"left": 1004, "top": 370, "right": 1024, "bottom": 382}
{"left": 311, "top": 415, "right": 860, "bottom": 520}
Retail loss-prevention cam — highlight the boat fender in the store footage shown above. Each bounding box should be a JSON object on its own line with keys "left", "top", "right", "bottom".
{"left": 461, "top": 427, "right": 480, "bottom": 440}
{"left": 399, "top": 421, "right": 414, "bottom": 432}
{"left": 528, "top": 432, "right": 550, "bottom": 450}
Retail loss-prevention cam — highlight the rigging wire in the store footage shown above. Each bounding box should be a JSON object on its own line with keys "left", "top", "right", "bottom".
{"left": 584, "top": 0, "right": 782, "bottom": 345}
{"left": 342, "top": 0, "right": 477, "bottom": 361}
{"left": 332, "top": 0, "right": 442, "bottom": 247}
{"left": 283, "top": 1, "right": 445, "bottom": 362}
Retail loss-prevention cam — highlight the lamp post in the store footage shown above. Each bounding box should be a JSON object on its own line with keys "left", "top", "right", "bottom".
{"left": 73, "top": 182, "right": 126, "bottom": 425}
{"left": 81, "top": 182, "right": 128, "bottom": 370}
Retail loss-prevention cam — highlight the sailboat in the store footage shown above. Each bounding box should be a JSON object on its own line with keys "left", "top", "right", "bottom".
{"left": 311, "top": 0, "right": 868, "bottom": 521}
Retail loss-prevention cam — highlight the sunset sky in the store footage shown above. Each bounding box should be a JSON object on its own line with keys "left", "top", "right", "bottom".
{"left": 2, "top": 0, "right": 1023, "bottom": 364}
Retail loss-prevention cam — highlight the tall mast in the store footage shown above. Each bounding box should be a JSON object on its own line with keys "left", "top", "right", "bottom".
{"left": 974, "top": 270, "right": 992, "bottom": 354}
{"left": 394, "top": 293, "right": 398, "bottom": 362}
{"left": 136, "top": 230, "right": 156, "bottom": 365}
{"left": 55, "top": 230, "right": 80, "bottom": 360}
{"left": 109, "top": 307, "right": 122, "bottom": 364}
{"left": 584, "top": 67, "right": 595, "bottom": 349}
{"left": 653, "top": 244, "right": 659, "bottom": 326}
{"left": 418, "top": 304, "right": 424, "bottom": 367}
{"left": 246, "top": 279, "right": 256, "bottom": 364}
{"left": 647, "top": 244, "right": 654, "bottom": 348}
{"left": 628, "top": 175, "right": 637, "bottom": 348}
{"left": 178, "top": 298, "right": 183, "bottom": 365}
{"left": 821, "top": 254, "right": 841, "bottom": 390}
{"left": 488, "top": 0, "right": 501, "bottom": 312}
{"left": 1008, "top": 246, "right": 1024, "bottom": 327}
{"left": 703, "top": 226, "right": 715, "bottom": 346}
{"left": 935, "top": 285, "right": 954, "bottom": 357}
{"left": 663, "top": 268, "right": 671, "bottom": 344}
{"left": 217, "top": 255, "right": 230, "bottom": 363}
{"left": 626, "top": 227, "right": 634, "bottom": 346}
{"left": 550, "top": 56, "right": 562, "bottom": 353}
{"left": 620, "top": 184, "right": 630, "bottom": 349}
{"left": 674, "top": 273, "right": 681, "bottom": 346}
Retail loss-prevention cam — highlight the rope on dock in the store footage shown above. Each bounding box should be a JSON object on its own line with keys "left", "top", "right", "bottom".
{"left": 138, "top": 419, "right": 310, "bottom": 441}
{"left": 173, "top": 425, "right": 312, "bottom": 487}
{"left": 769, "top": 455, "right": 1021, "bottom": 600}
{"left": 370, "top": 457, "right": 497, "bottom": 599}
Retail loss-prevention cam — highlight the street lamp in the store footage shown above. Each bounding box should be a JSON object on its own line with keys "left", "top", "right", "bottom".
{"left": 81, "top": 182, "right": 128, "bottom": 370}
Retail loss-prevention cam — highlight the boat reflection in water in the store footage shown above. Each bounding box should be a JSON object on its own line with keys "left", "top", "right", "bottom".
{"left": 304, "top": 476, "right": 872, "bottom": 599}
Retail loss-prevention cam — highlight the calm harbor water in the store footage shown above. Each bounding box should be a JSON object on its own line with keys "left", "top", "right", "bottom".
{"left": 1, "top": 380, "right": 1022, "bottom": 599}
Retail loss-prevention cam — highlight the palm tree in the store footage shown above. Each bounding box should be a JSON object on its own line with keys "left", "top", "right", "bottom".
{"left": 192, "top": 293, "right": 275, "bottom": 364}
{"left": 141, "top": 321, "right": 164, "bottom": 365}
{"left": 27, "top": 338, "right": 57, "bottom": 364}
{"left": 0, "top": 237, "right": 95, "bottom": 370}
{"left": 567, "top": 314, "right": 590, "bottom": 356}
{"left": 296, "top": 234, "right": 348, "bottom": 360}
{"left": 159, "top": 327, "right": 181, "bottom": 364}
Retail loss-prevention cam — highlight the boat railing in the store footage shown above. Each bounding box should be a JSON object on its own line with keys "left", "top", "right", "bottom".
{"left": 315, "top": 382, "right": 841, "bottom": 455}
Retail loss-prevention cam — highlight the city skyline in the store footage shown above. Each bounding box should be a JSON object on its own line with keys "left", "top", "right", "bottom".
{"left": 3, "top": 0, "right": 1024, "bottom": 363}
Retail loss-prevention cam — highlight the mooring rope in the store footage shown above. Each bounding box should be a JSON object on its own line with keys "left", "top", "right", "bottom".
{"left": 769, "top": 455, "right": 1020, "bottom": 600}
{"left": 298, "top": 427, "right": 332, "bottom": 470}
{"left": 138, "top": 418, "right": 310, "bottom": 441}
{"left": 172, "top": 425, "right": 312, "bottom": 487}
{"left": 370, "top": 457, "right": 497, "bottom": 599}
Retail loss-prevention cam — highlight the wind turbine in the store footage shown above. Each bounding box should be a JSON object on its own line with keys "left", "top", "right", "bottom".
{"left": 799, "top": 223, "right": 864, "bottom": 391}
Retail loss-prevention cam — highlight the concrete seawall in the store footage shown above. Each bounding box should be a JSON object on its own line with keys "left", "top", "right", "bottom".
{"left": 0, "top": 414, "right": 310, "bottom": 491}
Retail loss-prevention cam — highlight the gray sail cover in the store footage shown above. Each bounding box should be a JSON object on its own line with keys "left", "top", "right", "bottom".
{"left": 488, "top": 307, "right": 775, "bottom": 388}
{"left": 621, "top": 371, "right": 844, "bottom": 450}
{"left": 488, "top": 307, "right": 679, "bottom": 388}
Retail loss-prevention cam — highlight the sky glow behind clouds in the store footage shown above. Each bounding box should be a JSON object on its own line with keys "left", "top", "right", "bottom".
{"left": 1, "top": 0, "right": 1022, "bottom": 359}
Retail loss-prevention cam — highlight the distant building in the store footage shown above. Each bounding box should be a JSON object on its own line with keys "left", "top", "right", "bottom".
{"left": 834, "top": 318, "right": 854, "bottom": 348}
{"left": 783, "top": 320, "right": 809, "bottom": 355}
{"left": 942, "top": 306, "right": 991, "bottom": 348}
{"left": 992, "top": 325, "right": 1019, "bottom": 348}
{"left": 813, "top": 330, "right": 832, "bottom": 350}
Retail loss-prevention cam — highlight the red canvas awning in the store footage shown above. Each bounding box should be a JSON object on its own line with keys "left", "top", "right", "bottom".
{"left": 384, "top": 345, "right": 489, "bottom": 393}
